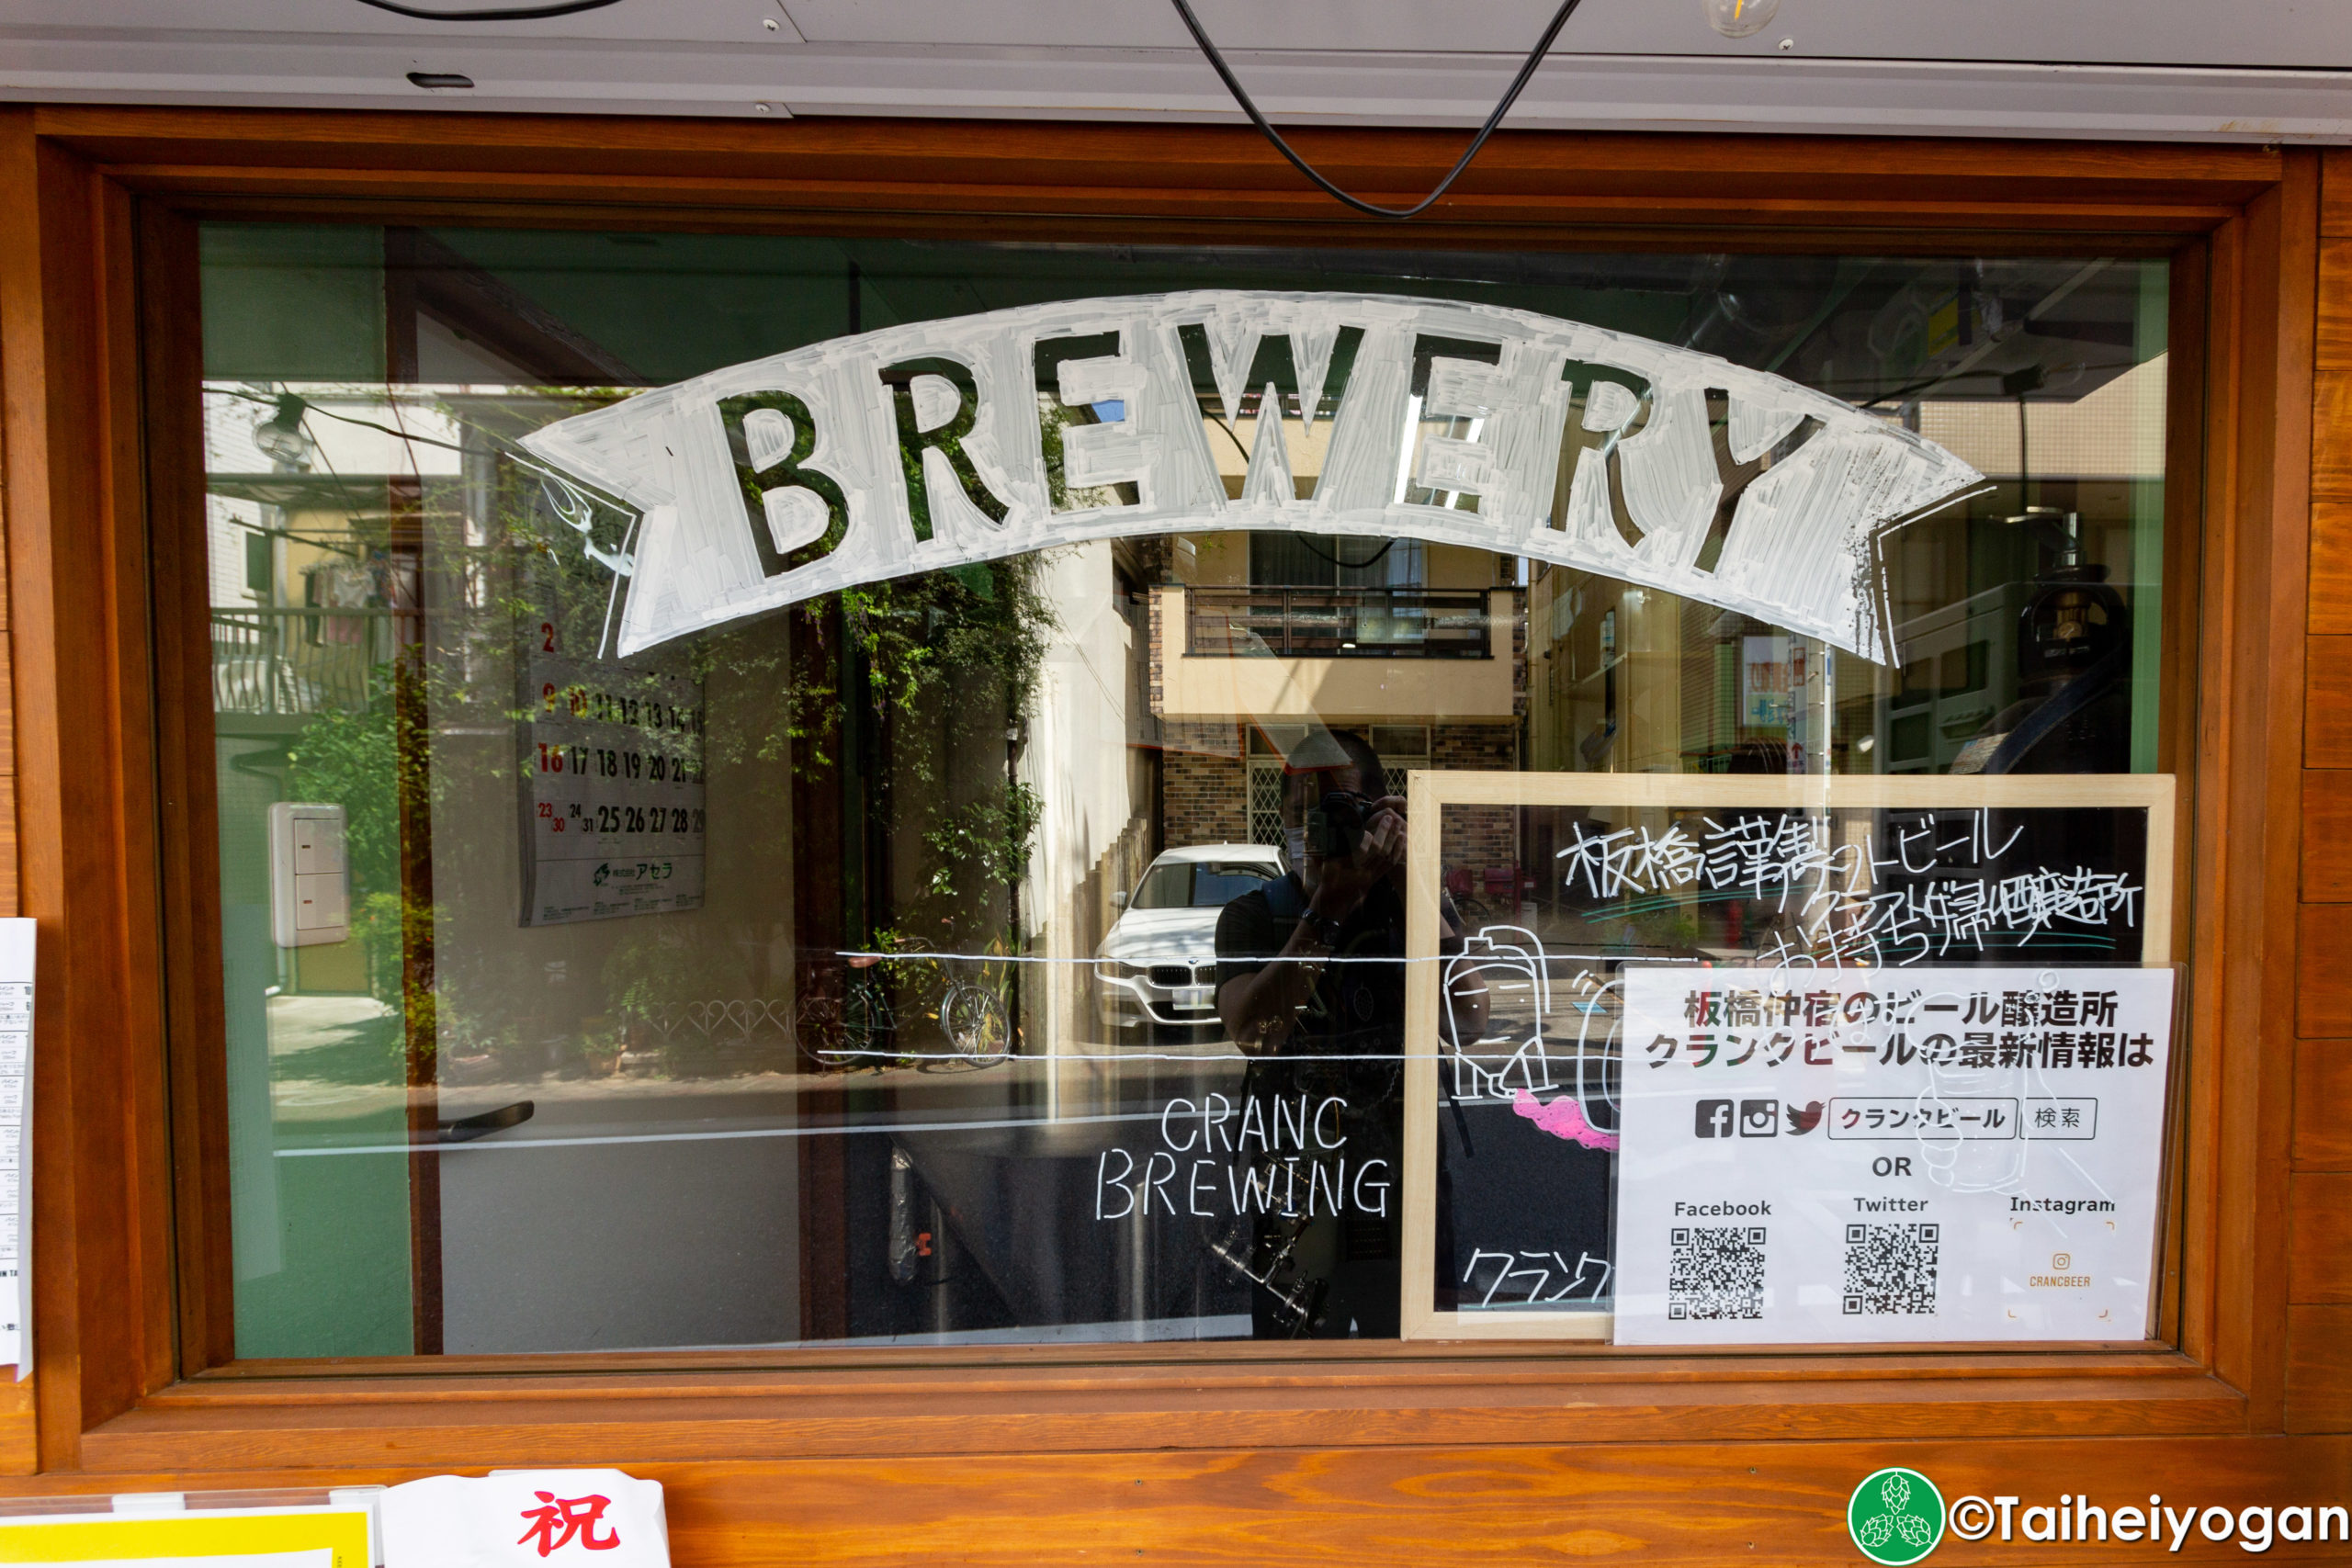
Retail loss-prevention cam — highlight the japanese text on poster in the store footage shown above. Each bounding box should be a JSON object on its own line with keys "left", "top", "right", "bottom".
{"left": 1612, "top": 964, "right": 2175, "bottom": 1345}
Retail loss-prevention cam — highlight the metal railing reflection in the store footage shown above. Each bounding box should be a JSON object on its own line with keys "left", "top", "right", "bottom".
{"left": 210, "top": 605, "right": 411, "bottom": 716}
{"left": 1184, "top": 587, "right": 1490, "bottom": 659}
{"left": 619, "top": 998, "right": 798, "bottom": 1077}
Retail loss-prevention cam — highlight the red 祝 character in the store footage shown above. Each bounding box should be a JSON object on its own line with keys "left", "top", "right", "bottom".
{"left": 517, "top": 1491, "right": 621, "bottom": 1556}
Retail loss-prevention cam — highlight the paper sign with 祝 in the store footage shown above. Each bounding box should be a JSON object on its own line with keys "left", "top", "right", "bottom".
{"left": 1611, "top": 965, "right": 2175, "bottom": 1345}
{"left": 379, "top": 1471, "right": 667, "bottom": 1568}
{"left": 518, "top": 292, "right": 1984, "bottom": 661}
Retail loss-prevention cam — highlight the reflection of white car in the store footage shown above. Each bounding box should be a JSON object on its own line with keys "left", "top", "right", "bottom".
{"left": 1096, "top": 843, "right": 1285, "bottom": 1043}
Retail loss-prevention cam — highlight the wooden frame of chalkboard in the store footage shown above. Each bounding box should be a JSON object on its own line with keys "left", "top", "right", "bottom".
{"left": 1397, "top": 770, "right": 2177, "bottom": 1342}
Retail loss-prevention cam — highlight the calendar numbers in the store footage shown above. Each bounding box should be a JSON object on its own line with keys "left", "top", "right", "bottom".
{"left": 523, "top": 653, "right": 707, "bottom": 925}
{"left": 537, "top": 741, "right": 700, "bottom": 790}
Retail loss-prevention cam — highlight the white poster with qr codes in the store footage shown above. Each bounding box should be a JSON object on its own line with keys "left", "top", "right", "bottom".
{"left": 1611, "top": 964, "right": 2176, "bottom": 1345}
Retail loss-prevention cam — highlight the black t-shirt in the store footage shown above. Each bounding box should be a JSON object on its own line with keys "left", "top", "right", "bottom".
{"left": 1215, "top": 872, "right": 1417, "bottom": 1337}
{"left": 1216, "top": 873, "right": 1408, "bottom": 1109}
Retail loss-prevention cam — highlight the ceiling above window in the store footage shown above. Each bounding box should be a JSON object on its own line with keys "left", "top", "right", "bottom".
{"left": 1, "top": 0, "right": 2346, "bottom": 142}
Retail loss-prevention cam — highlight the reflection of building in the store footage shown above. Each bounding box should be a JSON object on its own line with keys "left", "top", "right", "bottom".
{"left": 1022, "top": 538, "right": 1164, "bottom": 1097}
{"left": 1144, "top": 534, "right": 1523, "bottom": 866}
{"left": 205, "top": 389, "right": 444, "bottom": 1000}
{"left": 1524, "top": 360, "right": 2166, "bottom": 784}
{"left": 1876, "top": 583, "right": 2029, "bottom": 773}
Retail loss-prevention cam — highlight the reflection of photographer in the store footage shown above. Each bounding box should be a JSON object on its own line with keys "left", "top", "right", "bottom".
{"left": 1213, "top": 730, "right": 1486, "bottom": 1337}
{"left": 1958, "top": 511, "right": 2132, "bottom": 775}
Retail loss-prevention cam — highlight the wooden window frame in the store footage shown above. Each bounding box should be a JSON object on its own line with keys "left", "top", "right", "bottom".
{"left": 0, "top": 107, "right": 2316, "bottom": 1486}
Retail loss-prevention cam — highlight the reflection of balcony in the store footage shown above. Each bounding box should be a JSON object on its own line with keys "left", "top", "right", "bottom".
{"left": 1186, "top": 588, "right": 1491, "bottom": 660}
{"left": 1159, "top": 586, "right": 1516, "bottom": 723}
{"left": 212, "top": 606, "right": 409, "bottom": 716}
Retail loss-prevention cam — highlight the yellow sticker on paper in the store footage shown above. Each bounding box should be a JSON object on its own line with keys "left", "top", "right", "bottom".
{"left": 0, "top": 1510, "right": 369, "bottom": 1565}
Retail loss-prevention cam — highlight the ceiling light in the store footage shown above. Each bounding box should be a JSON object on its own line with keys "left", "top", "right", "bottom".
{"left": 406, "top": 71, "right": 475, "bottom": 89}
{"left": 253, "top": 395, "right": 314, "bottom": 472}
{"left": 1702, "top": 0, "right": 1779, "bottom": 39}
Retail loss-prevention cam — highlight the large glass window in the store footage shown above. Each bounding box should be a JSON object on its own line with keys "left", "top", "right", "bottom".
{"left": 193, "top": 230, "right": 2170, "bottom": 1356}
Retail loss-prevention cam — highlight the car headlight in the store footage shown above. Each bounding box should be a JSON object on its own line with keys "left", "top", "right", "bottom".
{"left": 1096, "top": 959, "right": 1144, "bottom": 981}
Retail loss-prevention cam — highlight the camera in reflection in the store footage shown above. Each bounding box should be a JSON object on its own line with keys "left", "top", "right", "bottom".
{"left": 1304, "top": 789, "right": 1388, "bottom": 861}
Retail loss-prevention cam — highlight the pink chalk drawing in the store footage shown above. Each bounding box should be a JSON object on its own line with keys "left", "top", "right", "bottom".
{"left": 1512, "top": 1088, "right": 1620, "bottom": 1151}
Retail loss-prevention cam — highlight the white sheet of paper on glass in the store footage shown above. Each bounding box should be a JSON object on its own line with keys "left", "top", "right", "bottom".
{"left": 0, "top": 919, "right": 33, "bottom": 1379}
{"left": 1611, "top": 964, "right": 2176, "bottom": 1346}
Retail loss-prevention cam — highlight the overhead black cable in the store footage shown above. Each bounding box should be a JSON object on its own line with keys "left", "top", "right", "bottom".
{"left": 353, "top": 0, "right": 626, "bottom": 20}
{"left": 1165, "top": 0, "right": 1585, "bottom": 220}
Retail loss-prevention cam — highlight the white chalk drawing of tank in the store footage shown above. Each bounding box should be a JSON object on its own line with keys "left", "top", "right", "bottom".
{"left": 1442, "top": 926, "right": 1621, "bottom": 1139}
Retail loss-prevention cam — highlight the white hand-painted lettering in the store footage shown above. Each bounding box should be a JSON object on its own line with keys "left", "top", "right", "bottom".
{"left": 519, "top": 292, "right": 1984, "bottom": 659}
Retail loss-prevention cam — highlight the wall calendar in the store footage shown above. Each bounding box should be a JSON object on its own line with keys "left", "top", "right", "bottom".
{"left": 517, "top": 637, "right": 707, "bottom": 927}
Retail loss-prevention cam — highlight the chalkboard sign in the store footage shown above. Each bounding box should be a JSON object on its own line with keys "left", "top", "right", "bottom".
{"left": 1397, "top": 772, "right": 2175, "bottom": 1341}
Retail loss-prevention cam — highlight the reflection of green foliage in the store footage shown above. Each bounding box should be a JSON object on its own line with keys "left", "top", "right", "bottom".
{"left": 831, "top": 553, "right": 1055, "bottom": 775}
{"left": 333, "top": 412, "right": 1062, "bottom": 1069}
{"left": 1039, "top": 402, "right": 1072, "bottom": 510}
{"left": 843, "top": 557, "right": 1055, "bottom": 946}
{"left": 604, "top": 926, "right": 742, "bottom": 1022}
{"left": 286, "top": 686, "right": 400, "bottom": 891}
{"left": 599, "top": 928, "right": 773, "bottom": 1075}
{"left": 922, "top": 782, "right": 1043, "bottom": 904}
{"left": 775, "top": 554, "right": 1058, "bottom": 953}
{"left": 287, "top": 680, "right": 417, "bottom": 1016}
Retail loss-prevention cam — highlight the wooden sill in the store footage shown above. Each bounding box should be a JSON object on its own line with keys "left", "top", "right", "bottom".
{"left": 64, "top": 1348, "right": 2245, "bottom": 1475}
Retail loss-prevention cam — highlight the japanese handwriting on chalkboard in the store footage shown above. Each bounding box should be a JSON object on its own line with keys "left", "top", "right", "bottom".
{"left": 1554, "top": 809, "right": 2143, "bottom": 966}
{"left": 1463, "top": 1248, "right": 1612, "bottom": 1308}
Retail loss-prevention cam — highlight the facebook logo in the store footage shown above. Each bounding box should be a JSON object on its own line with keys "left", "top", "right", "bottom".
{"left": 1695, "top": 1099, "right": 1734, "bottom": 1138}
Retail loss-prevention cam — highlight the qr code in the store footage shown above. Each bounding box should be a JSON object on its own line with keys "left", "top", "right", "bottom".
{"left": 1667, "top": 1224, "right": 1767, "bottom": 1321}
{"left": 1843, "top": 1222, "right": 1939, "bottom": 1314}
